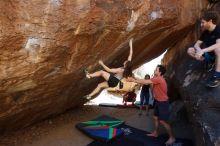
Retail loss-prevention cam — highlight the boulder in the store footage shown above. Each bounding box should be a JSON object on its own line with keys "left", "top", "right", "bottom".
{"left": 0, "top": 0, "right": 207, "bottom": 133}
{"left": 164, "top": 2, "right": 220, "bottom": 145}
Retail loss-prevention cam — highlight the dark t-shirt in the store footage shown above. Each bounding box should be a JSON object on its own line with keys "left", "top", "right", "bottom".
{"left": 141, "top": 85, "right": 150, "bottom": 95}
{"left": 199, "top": 24, "right": 220, "bottom": 47}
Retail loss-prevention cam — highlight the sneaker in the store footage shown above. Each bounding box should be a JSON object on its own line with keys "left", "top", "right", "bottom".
{"left": 204, "top": 62, "right": 214, "bottom": 72}
{"left": 206, "top": 76, "right": 220, "bottom": 88}
{"left": 84, "top": 69, "right": 91, "bottom": 79}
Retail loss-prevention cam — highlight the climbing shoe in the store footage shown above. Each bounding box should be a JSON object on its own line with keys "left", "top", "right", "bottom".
{"left": 84, "top": 69, "right": 91, "bottom": 79}
{"left": 83, "top": 95, "right": 92, "bottom": 100}
{"left": 206, "top": 76, "right": 220, "bottom": 88}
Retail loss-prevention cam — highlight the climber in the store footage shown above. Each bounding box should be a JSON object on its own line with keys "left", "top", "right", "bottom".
{"left": 128, "top": 65, "right": 175, "bottom": 145}
{"left": 187, "top": 10, "right": 220, "bottom": 87}
{"left": 83, "top": 38, "right": 134, "bottom": 100}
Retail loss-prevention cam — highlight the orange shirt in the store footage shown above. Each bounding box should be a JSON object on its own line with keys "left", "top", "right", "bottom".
{"left": 150, "top": 76, "right": 168, "bottom": 102}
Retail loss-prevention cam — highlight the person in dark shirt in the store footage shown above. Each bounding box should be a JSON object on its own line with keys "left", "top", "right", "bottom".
{"left": 187, "top": 11, "right": 220, "bottom": 87}
{"left": 139, "top": 74, "right": 154, "bottom": 116}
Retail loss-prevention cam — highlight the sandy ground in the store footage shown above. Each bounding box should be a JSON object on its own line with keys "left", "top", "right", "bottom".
{"left": 0, "top": 105, "right": 193, "bottom": 146}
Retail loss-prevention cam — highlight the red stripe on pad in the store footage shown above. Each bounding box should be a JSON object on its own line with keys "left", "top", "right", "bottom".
{"left": 86, "top": 126, "right": 109, "bottom": 129}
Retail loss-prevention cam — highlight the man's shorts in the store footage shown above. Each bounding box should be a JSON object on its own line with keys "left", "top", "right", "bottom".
{"left": 154, "top": 100, "right": 170, "bottom": 121}
{"left": 203, "top": 52, "right": 215, "bottom": 63}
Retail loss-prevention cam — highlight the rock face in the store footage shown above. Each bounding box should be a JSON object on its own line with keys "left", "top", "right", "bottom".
{"left": 0, "top": 0, "right": 207, "bottom": 133}
{"left": 164, "top": 2, "right": 220, "bottom": 146}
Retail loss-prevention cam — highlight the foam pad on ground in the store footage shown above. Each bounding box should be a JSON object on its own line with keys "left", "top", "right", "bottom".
{"left": 76, "top": 115, "right": 125, "bottom": 141}
{"left": 99, "top": 103, "right": 138, "bottom": 108}
{"left": 87, "top": 124, "right": 194, "bottom": 146}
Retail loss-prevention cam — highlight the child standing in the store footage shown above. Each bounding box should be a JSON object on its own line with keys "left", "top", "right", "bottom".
{"left": 139, "top": 74, "right": 154, "bottom": 116}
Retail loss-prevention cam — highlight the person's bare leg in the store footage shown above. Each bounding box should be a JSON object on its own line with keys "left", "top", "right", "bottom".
{"left": 145, "top": 105, "right": 149, "bottom": 116}
{"left": 139, "top": 95, "right": 144, "bottom": 115}
{"left": 214, "top": 48, "right": 220, "bottom": 72}
{"left": 87, "top": 70, "right": 110, "bottom": 81}
{"left": 159, "top": 120, "right": 175, "bottom": 145}
{"left": 88, "top": 82, "right": 109, "bottom": 98}
{"left": 139, "top": 106, "right": 142, "bottom": 116}
{"left": 147, "top": 116, "right": 159, "bottom": 137}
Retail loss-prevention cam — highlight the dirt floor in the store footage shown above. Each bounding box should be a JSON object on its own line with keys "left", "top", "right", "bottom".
{"left": 0, "top": 105, "right": 194, "bottom": 146}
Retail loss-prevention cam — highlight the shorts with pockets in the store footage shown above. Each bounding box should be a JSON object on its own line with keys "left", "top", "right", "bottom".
{"left": 154, "top": 100, "right": 170, "bottom": 121}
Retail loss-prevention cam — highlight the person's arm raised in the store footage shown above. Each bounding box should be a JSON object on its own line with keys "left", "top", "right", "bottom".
{"left": 99, "top": 60, "right": 122, "bottom": 74}
{"left": 127, "top": 38, "right": 133, "bottom": 61}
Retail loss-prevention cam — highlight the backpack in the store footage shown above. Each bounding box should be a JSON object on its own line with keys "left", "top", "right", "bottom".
{"left": 123, "top": 92, "right": 136, "bottom": 102}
